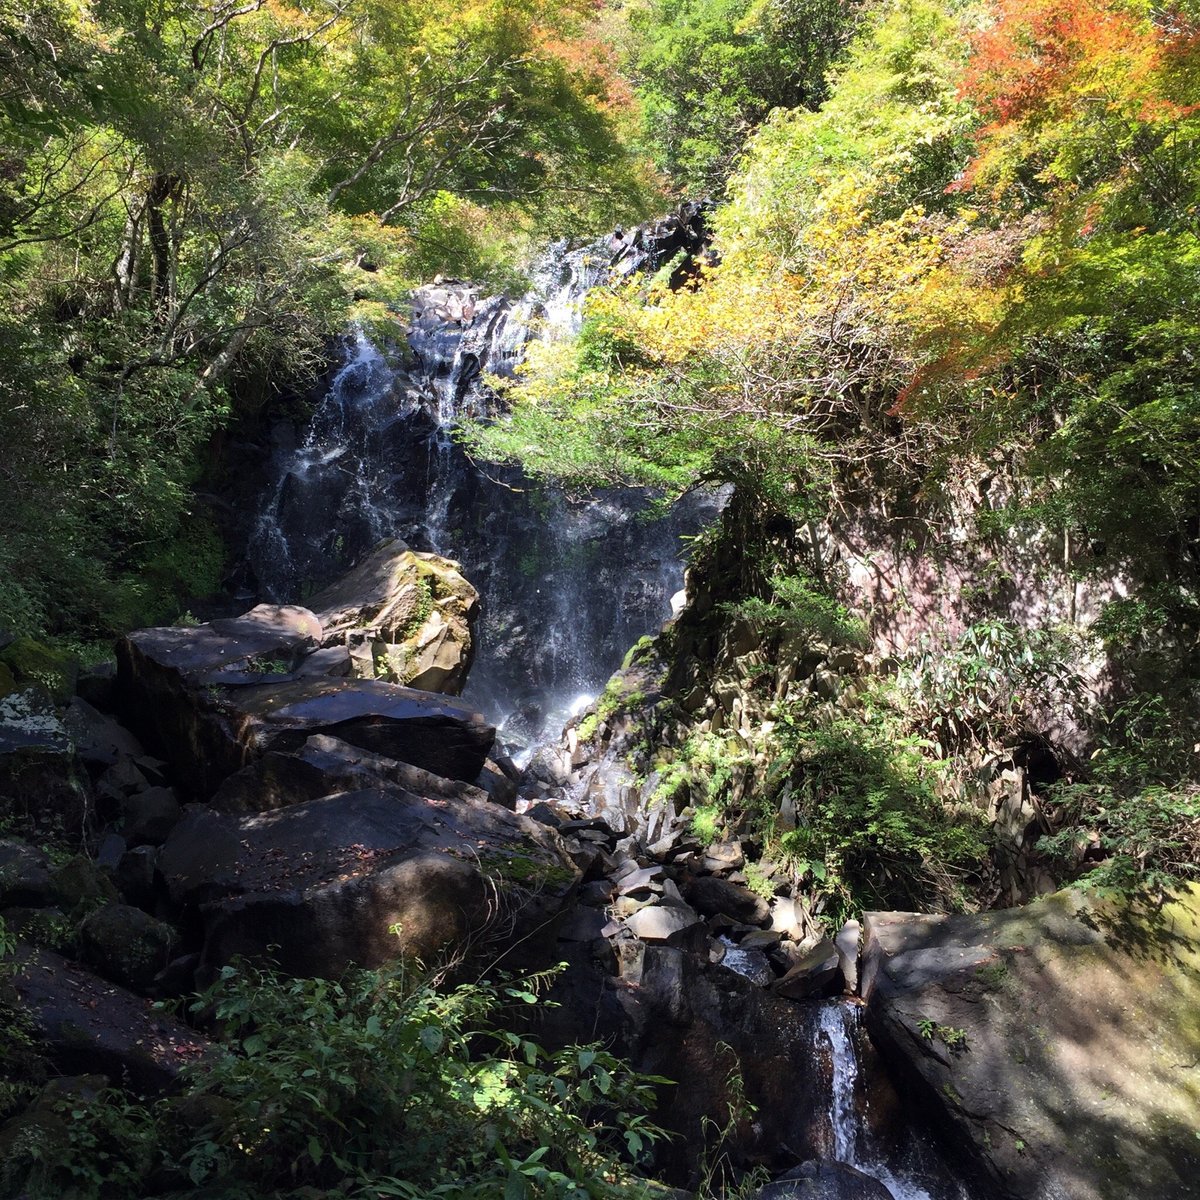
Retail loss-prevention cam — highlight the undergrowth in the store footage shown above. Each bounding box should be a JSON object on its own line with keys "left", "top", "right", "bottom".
{"left": 0, "top": 959, "right": 670, "bottom": 1200}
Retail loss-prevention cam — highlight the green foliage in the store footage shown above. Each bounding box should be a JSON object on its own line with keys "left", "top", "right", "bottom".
{"left": 896, "top": 619, "right": 1087, "bottom": 756}
{"left": 775, "top": 716, "right": 989, "bottom": 926}
{"left": 724, "top": 574, "right": 866, "bottom": 646}
{"left": 1038, "top": 693, "right": 1200, "bottom": 894}
{"left": 0, "top": 0, "right": 658, "bottom": 644}
{"left": 918, "top": 1018, "right": 968, "bottom": 1051}
{"left": 629, "top": 0, "right": 854, "bottom": 193}
{"left": 1, "top": 959, "right": 669, "bottom": 1200}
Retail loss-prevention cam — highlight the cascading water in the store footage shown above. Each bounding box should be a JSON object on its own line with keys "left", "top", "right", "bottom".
{"left": 248, "top": 207, "right": 719, "bottom": 753}
{"left": 816, "top": 1002, "right": 971, "bottom": 1200}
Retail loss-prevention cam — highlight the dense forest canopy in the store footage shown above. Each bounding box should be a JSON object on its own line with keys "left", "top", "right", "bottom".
{"left": 3, "top": 3, "right": 1200, "bottom": 1196}
{"left": 0, "top": 0, "right": 657, "bottom": 641}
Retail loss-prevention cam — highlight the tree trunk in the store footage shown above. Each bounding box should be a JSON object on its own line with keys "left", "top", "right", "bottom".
{"left": 146, "top": 173, "right": 179, "bottom": 316}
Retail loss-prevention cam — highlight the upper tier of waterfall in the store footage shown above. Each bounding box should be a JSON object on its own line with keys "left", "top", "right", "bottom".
{"left": 248, "top": 207, "right": 720, "bottom": 754}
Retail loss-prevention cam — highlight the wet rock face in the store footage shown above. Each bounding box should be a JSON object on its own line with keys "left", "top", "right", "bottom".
{"left": 116, "top": 599, "right": 494, "bottom": 798}
{"left": 862, "top": 888, "right": 1200, "bottom": 1200}
{"left": 159, "top": 786, "right": 579, "bottom": 976}
{"left": 248, "top": 208, "right": 721, "bottom": 750}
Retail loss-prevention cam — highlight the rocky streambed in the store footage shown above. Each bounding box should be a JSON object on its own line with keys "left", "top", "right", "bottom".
{"left": 1, "top": 540, "right": 1198, "bottom": 1200}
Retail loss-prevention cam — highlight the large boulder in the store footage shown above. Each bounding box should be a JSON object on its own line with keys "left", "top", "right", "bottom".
{"left": 7, "top": 946, "right": 217, "bottom": 1094}
{"left": 0, "top": 689, "right": 90, "bottom": 834}
{"left": 210, "top": 733, "right": 490, "bottom": 814}
{"left": 79, "top": 903, "right": 177, "bottom": 991}
{"left": 308, "top": 538, "right": 479, "bottom": 694}
{"left": 159, "top": 786, "right": 580, "bottom": 976}
{"left": 0, "top": 838, "right": 54, "bottom": 906}
{"left": 117, "top": 605, "right": 494, "bottom": 798}
{"left": 862, "top": 887, "right": 1200, "bottom": 1200}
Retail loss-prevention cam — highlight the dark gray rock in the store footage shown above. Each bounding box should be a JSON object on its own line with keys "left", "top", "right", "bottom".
{"left": 79, "top": 904, "right": 176, "bottom": 991}
{"left": 96, "top": 833, "right": 125, "bottom": 871}
{"left": 774, "top": 939, "right": 842, "bottom": 1001}
{"left": 62, "top": 697, "right": 144, "bottom": 766}
{"left": 474, "top": 758, "right": 518, "bottom": 807}
{"left": 684, "top": 875, "right": 770, "bottom": 925}
{"left": 117, "top": 605, "right": 495, "bottom": 796}
{"left": 9, "top": 946, "right": 218, "bottom": 1093}
{"left": 50, "top": 856, "right": 118, "bottom": 912}
{"left": 557, "top": 907, "right": 610, "bottom": 943}
{"left": 210, "top": 733, "right": 490, "bottom": 814}
{"left": 159, "top": 787, "right": 579, "bottom": 976}
{"left": 120, "top": 786, "right": 182, "bottom": 845}
{"left": 862, "top": 889, "right": 1200, "bottom": 1200}
{"left": 115, "top": 845, "right": 158, "bottom": 908}
{"left": 0, "top": 838, "right": 54, "bottom": 906}
{"left": 0, "top": 690, "right": 89, "bottom": 834}
{"left": 580, "top": 878, "right": 616, "bottom": 906}
{"left": 618, "top": 865, "right": 666, "bottom": 895}
{"left": 624, "top": 903, "right": 704, "bottom": 946}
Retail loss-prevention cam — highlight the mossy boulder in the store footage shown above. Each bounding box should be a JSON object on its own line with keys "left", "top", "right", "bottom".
{"left": 862, "top": 887, "right": 1200, "bottom": 1200}
{"left": 0, "top": 638, "right": 78, "bottom": 704}
{"left": 50, "top": 856, "right": 118, "bottom": 913}
{"left": 308, "top": 538, "right": 479, "bottom": 695}
{"left": 79, "top": 903, "right": 176, "bottom": 991}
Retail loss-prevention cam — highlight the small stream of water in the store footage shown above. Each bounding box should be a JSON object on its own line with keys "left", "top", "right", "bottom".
{"left": 817, "top": 1002, "right": 970, "bottom": 1200}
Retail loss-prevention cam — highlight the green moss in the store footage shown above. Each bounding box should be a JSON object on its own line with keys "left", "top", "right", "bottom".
{"left": 480, "top": 852, "right": 575, "bottom": 891}
{"left": 0, "top": 639, "right": 77, "bottom": 703}
{"left": 690, "top": 804, "right": 721, "bottom": 845}
{"left": 975, "top": 961, "right": 1010, "bottom": 991}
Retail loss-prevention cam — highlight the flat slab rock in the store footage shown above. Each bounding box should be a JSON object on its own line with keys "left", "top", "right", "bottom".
{"left": 9, "top": 946, "right": 216, "bottom": 1095}
{"left": 210, "top": 733, "right": 490, "bottom": 814}
{"left": 117, "top": 607, "right": 494, "bottom": 798}
{"left": 862, "top": 887, "right": 1200, "bottom": 1200}
{"left": 159, "top": 787, "right": 580, "bottom": 976}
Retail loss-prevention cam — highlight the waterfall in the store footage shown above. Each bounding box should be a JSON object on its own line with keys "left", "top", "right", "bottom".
{"left": 247, "top": 211, "right": 720, "bottom": 753}
{"left": 819, "top": 1002, "right": 860, "bottom": 1164}
{"left": 817, "top": 1002, "right": 969, "bottom": 1200}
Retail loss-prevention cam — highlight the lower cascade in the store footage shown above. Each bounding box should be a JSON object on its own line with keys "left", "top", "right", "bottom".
{"left": 814, "top": 1003, "right": 967, "bottom": 1200}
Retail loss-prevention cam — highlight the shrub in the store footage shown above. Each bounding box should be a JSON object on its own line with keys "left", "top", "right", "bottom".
{"left": 0, "top": 959, "right": 669, "bottom": 1200}
{"left": 775, "top": 719, "right": 989, "bottom": 926}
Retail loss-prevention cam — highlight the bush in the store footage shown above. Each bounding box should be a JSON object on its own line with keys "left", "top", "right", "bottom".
{"left": 1038, "top": 692, "right": 1200, "bottom": 894}
{"left": 775, "top": 719, "right": 989, "bottom": 926}
{"left": 0, "top": 959, "right": 669, "bottom": 1200}
{"left": 723, "top": 573, "right": 866, "bottom": 646}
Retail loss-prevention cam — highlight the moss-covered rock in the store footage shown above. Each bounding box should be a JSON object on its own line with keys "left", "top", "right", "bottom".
{"left": 79, "top": 904, "right": 176, "bottom": 991}
{"left": 50, "top": 856, "right": 118, "bottom": 914}
{"left": 0, "top": 639, "right": 78, "bottom": 704}
{"left": 862, "top": 887, "right": 1200, "bottom": 1200}
{"left": 308, "top": 538, "right": 479, "bottom": 695}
